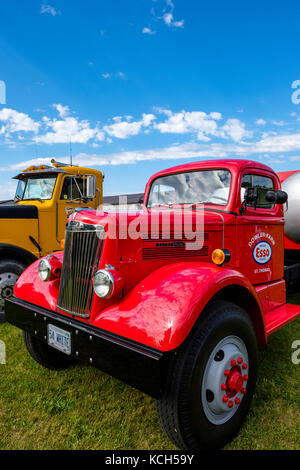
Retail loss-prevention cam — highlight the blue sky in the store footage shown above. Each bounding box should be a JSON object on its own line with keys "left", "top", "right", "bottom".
{"left": 1, "top": 0, "right": 300, "bottom": 198}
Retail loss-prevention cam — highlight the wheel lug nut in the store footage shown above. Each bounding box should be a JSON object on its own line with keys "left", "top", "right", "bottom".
{"left": 235, "top": 397, "right": 240, "bottom": 405}
{"left": 224, "top": 369, "right": 230, "bottom": 376}
{"left": 242, "top": 363, "right": 248, "bottom": 370}
{"left": 243, "top": 374, "right": 248, "bottom": 381}
{"left": 241, "top": 387, "right": 247, "bottom": 395}
{"left": 221, "top": 383, "right": 227, "bottom": 391}
{"left": 228, "top": 400, "right": 233, "bottom": 408}
{"left": 231, "top": 360, "right": 236, "bottom": 367}
{"left": 237, "top": 357, "right": 243, "bottom": 364}
{"left": 222, "top": 395, "right": 228, "bottom": 403}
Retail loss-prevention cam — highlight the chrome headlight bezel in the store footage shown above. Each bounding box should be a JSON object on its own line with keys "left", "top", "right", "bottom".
{"left": 38, "top": 258, "right": 52, "bottom": 282}
{"left": 93, "top": 269, "right": 114, "bottom": 298}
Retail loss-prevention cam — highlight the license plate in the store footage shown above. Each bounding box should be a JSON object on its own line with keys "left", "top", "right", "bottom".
{"left": 47, "top": 324, "right": 71, "bottom": 355}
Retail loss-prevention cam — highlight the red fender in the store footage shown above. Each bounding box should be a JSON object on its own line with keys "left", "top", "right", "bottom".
{"left": 93, "top": 262, "right": 265, "bottom": 351}
{"left": 14, "top": 258, "right": 265, "bottom": 351}
{"left": 14, "top": 253, "right": 63, "bottom": 311}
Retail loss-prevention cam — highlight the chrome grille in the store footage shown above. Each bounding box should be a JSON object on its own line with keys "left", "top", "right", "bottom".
{"left": 57, "top": 220, "right": 105, "bottom": 318}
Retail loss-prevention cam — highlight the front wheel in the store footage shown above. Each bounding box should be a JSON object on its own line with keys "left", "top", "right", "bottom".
{"left": 0, "top": 259, "right": 26, "bottom": 322}
{"left": 156, "top": 301, "right": 258, "bottom": 450}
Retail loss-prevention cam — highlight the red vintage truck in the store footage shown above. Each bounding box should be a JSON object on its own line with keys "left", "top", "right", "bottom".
{"left": 5, "top": 159, "right": 300, "bottom": 450}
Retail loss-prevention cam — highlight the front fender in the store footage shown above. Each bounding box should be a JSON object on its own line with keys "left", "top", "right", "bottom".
{"left": 93, "top": 262, "right": 264, "bottom": 351}
{"left": 14, "top": 252, "right": 63, "bottom": 310}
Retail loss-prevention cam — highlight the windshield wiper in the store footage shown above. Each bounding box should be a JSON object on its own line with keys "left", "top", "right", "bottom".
{"left": 188, "top": 201, "right": 214, "bottom": 208}
{"left": 22, "top": 198, "right": 44, "bottom": 202}
{"left": 150, "top": 203, "right": 174, "bottom": 208}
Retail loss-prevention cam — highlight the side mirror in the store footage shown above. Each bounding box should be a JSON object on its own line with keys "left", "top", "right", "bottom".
{"left": 241, "top": 187, "right": 288, "bottom": 214}
{"left": 265, "top": 189, "right": 288, "bottom": 205}
{"left": 86, "top": 176, "right": 96, "bottom": 199}
{"left": 244, "top": 187, "right": 258, "bottom": 205}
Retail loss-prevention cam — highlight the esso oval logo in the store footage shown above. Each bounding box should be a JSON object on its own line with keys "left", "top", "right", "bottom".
{"left": 253, "top": 241, "right": 272, "bottom": 265}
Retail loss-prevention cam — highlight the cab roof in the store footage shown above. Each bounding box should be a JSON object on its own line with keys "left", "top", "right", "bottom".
{"left": 149, "top": 159, "right": 276, "bottom": 181}
{"left": 13, "top": 161, "right": 103, "bottom": 180}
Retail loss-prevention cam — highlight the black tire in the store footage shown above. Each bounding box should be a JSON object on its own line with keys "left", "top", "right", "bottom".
{"left": 156, "top": 301, "right": 258, "bottom": 450}
{"left": 0, "top": 259, "right": 26, "bottom": 322}
{"left": 23, "top": 331, "right": 76, "bottom": 370}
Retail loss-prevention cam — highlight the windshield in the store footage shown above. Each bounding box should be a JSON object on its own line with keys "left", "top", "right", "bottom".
{"left": 147, "top": 169, "right": 231, "bottom": 207}
{"left": 15, "top": 175, "right": 57, "bottom": 201}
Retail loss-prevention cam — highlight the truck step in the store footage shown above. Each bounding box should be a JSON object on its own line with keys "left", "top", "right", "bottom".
{"left": 265, "top": 303, "right": 300, "bottom": 336}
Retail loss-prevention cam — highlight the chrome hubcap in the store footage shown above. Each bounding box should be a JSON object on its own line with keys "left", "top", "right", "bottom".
{"left": 202, "top": 335, "right": 249, "bottom": 425}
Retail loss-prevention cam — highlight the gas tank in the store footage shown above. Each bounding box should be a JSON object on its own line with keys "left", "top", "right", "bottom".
{"left": 278, "top": 171, "right": 300, "bottom": 244}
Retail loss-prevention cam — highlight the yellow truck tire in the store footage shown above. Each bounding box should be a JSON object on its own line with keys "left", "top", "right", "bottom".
{"left": 0, "top": 259, "right": 26, "bottom": 322}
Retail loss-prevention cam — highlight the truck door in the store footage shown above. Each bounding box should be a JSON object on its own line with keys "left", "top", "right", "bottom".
{"left": 236, "top": 170, "right": 284, "bottom": 286}
{"left": 56, "top": 175, "right": 97, "bottom": 242}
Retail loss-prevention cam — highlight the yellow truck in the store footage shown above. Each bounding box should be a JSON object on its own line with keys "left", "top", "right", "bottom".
{"left": 0, "top": 159, "right": 103, "bottom": 320}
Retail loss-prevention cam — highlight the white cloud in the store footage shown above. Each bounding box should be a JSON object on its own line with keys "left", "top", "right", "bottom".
{"left": 142, "top": 27, "right": 156, "bottom": 35}
{"left": 166, "top": 0, "right": 175, "bottom": 8}
{"left": 101, "top": 72, "right": 125, "bottom": 79}
{"left": 103, "top": 114, "right": 156, "bottom": 139}
{"left": 172, "top": 20, "right": 184, "bottom": 28}
{"left": 221, "top": 119, "right": 253, "bottom": 142}
{"left": 271, "top": 120, "right": 285, "bottom": 126}
{"left": 163, "top": 12, "right": 173, "bottom": 25}
{"left": 34, "top": 105, "right": 104, "bottom": 144}
{"left": 6, "top": 129, "right": 300, "bottom": 175}
{"left": 40, "top": 4, "right": 61, "bottom": 16}
{"left": 0, "top": 181, "right": 17, "bottom": 200}
{"left": 0, "top": 108, "right": 40, "bottom": 135}
{"left": 1, "top": 103, "right": 296, "bottom": 164}
{"left": 256, "top": 118, "right": 267, "bottom": 125}
{"left": 53, "top": 104, "right": 70, "bottom": 119}
{"left": 154, "top": 110, "right": 222, "bottom": 141}
{"left": 162, "top": 12, "right": 184, "bottom": 28}
{"left": 152, "top": 0, "right": 184, "bottom": 29}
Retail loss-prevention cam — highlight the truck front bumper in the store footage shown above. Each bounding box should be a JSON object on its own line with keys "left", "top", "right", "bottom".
{"left": 5, "top": 297, "right": 168, "bottom": 398}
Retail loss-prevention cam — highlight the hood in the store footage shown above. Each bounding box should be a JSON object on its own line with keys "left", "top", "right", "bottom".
{"left": 71, "top": 207, "right": 231, "bottom": 239}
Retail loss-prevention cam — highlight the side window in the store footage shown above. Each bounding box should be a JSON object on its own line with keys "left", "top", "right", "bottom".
{"left": 241, "top": 174, "right": 274, "bottom": 209}
{"left": 60, "top": 177, "right": 85, "bottom": 201}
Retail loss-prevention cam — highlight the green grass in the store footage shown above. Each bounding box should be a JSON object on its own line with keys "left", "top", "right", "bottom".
{"left": 0, "top": 307, "right": 299, "bottom": 450}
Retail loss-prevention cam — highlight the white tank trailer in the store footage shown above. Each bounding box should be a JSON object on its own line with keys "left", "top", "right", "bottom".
{"left": 281, "top": 172, "right": 300, "bottom": 244}
{"left": 278, "top": 171, "right": 300, "bottom": 268}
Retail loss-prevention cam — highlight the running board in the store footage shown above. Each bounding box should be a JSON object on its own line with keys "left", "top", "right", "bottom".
{"left": 265, "top": 304, "right": 300, "bottom": 336}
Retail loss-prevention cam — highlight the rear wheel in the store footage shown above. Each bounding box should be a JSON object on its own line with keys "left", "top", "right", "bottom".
{"left": 156, "top": 301, "right": 258, "bottom": 450}
{"left": 0, "top": 259, "right": 26, "bottom": 322}
{"left": 23, "top": 331, "right": 76, "bottom": 370}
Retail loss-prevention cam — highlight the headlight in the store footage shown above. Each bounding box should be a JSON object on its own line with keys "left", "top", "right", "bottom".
{"left": 38, "top": 258, "right": 51, "bottom": 282}
{"left": 93, "top": 270, "right": 114, "bottom": 298}
{"left": 38, "top": 256, "right": 62, "bottom": 282}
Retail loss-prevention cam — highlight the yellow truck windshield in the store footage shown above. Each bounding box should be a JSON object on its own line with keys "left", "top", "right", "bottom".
{"left": 16, "top": 175, "right": 57, "bottom": 201}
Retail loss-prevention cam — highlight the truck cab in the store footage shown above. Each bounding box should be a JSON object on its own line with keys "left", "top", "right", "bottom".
{"left": 0, "top": 159, "right": 103, "bottom": 318}
{"left": 5, "top": 159, "right": 300, "bottom": 450}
